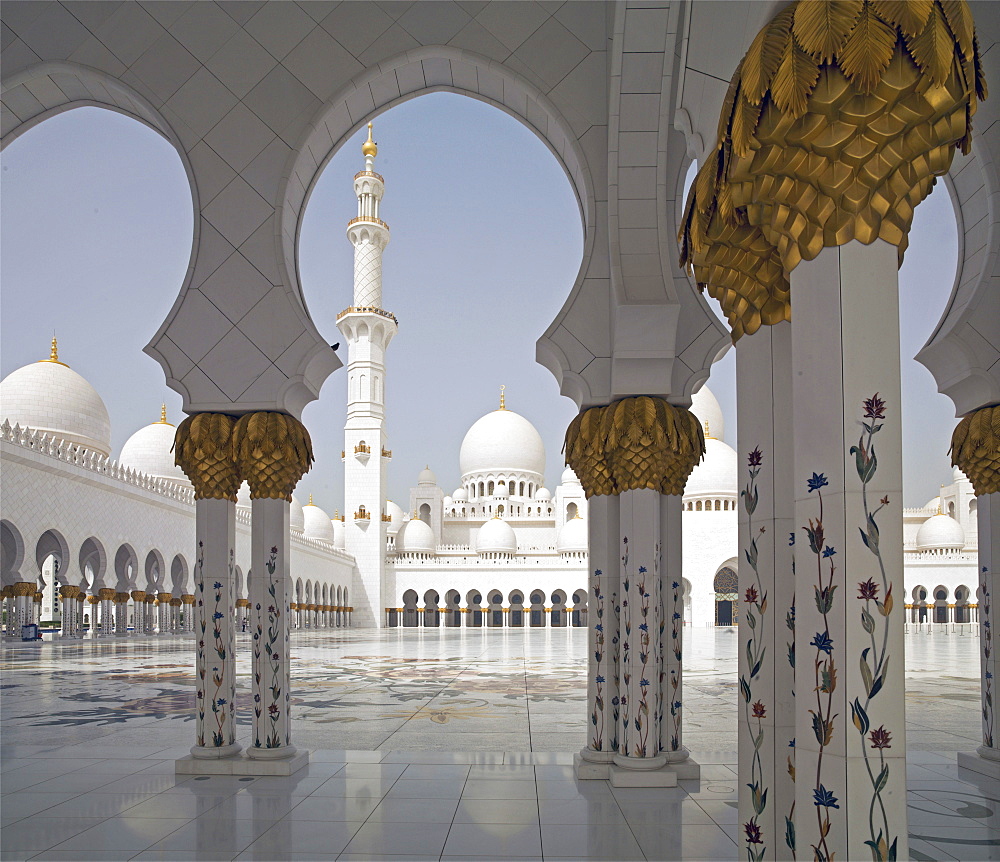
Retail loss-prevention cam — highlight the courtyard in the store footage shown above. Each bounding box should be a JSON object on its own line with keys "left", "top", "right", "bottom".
{"left": 1, "top": 627, "right": 997, "bottom": 860}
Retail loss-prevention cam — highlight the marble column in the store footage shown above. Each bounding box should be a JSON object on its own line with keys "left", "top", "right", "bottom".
{"left": 579, "top": 493, "right": 622, "bottom": 774}
{"left": 32, "top": 593, "right": 42, "bottom": 626}
{"left": 59, "top": 585, "right": 79, "bottom": 638}
{"left": 170, "top": 598, "right": 182, "bottom": 633}
{"left": 191, "top": 498, "right": 240, "bottom": 758}
{"left": 114, "top": 593, "right": 129, "bottom": 635}
{"left": 182, "top": 595, "right": 195, "bottom": 633}
{"left": 790, "top": 241, "right": 907, "bottom": 862}
{"left": 248, "top": 498, "right": 298, "bottom": 760}
{"left": 98, "top": 588, "right": 115, "bottom": 636}
{"left": 145, "top": 596, "right": 156, "bottom": 634}
{"left": 736, "top": 321, "right": 797, "bottom": 861}
{"left": 955, "top": 406, "right": 1000, "bottom": 779}
{"left": 86, "top": 595, "right": 98, "bottom": 634}
{"left": 660, "top": 492, "right": 690, "bottom": 770}
{"left": 131, "top": 592, "right": 145, "bottom": 634}
{"left": 2, "top": 587, "right": 14, "bottom": 637}
{"left": 158, "top": 593, "right": 172, "bottom": 634}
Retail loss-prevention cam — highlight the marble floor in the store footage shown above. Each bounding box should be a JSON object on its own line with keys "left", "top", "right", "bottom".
{"left": 0, "top": 627, "right": 997, "bottom": 860}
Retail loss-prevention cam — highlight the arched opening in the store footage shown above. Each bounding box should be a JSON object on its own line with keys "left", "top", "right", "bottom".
{"left": 419, "top": 503, "right": 431, "bottom": 525}
{"left": 0, "top": 520, "right": 25, "bottom": 587}
{"left": 1, "top": 103, "right": 194, "bottom": 442}
{"left": 566, "top": 502, "right": 579, "bottom": 520}
{"left": 297, "top": 87, "right": 584, "bottom": 521}
{"left": 713, "top": 565, "right": 739, "bottom": 627}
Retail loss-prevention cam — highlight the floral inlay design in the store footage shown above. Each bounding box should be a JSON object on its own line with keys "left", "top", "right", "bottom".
{"left": 591, "top": 568, "right": 607, "bottom": 751}
{"left": 786, "top": 531, "right": 797, "bottom": 856}
{"left": 740, "top": 446, "right": 769, "bottom": 862}
{"left": 981, "top": 565, "right": 993, "bottom": 749}
{"left": 667, "top": 574, "right": 682, "bottom": 753}
{"left": 621, "top": 536, "right": 632, "bottom": 754}
{"left": 633, "top": 563, "right": 653, "bottom": 757}
{"left": 802, "top": 467, "right": 838, "bottom": 862}
{"left": 254, "top": 545, "right": 285, "bottom": 748}
{"left": 196, "top": 541, "right": 234, "bottom": 749}
{"left": 849, "top": 393, "right": 897, "bottom": 862}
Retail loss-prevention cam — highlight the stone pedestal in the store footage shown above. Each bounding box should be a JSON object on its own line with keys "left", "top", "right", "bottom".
{"left": 736, "top": 321, "right": 797, "bottom": 860}
{"left": 790, "top": 241, "right": 907, "bottom": 862}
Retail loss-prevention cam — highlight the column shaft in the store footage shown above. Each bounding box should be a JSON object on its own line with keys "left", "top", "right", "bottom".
{"left": 790, "top": 241, "right": 907, "bottom": 862}
{"left": 736, "top": 321, "right": 796, "bottom": 860}
{"left": 249, "top": 497, "right": 295, "bottom": 757}
{"left": 660, "top": 492, "right": 687, "bottom": 762}
{"left": 977, "top": 493, "right": 999, "bottom": 760}
{"left": 192, "top": 498, "right": 240, "bottom": 758}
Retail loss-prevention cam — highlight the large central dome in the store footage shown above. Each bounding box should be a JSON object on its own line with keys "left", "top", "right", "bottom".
{"left": 460, "top": 408, "right": 545, "bottom": 479}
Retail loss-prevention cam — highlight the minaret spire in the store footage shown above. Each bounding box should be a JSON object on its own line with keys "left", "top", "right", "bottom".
{"left": 499, "top": 384, "right": 506, "bottom": 410}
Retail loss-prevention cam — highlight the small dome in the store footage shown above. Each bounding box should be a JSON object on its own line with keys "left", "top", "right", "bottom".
{"left": 494, "top": 483, "right": 510, "bottom": 499}
{"left": 331, "top": 518, "right": 345, "bottom": 549}
{"left": 385, "top": 500, "right": 405, "bottom": 533}
{"left": 916, "top": 513, "right": 965, "bottom": 550}
{"left": 476, "top": 517, "right": 517, "bottom": 555}
{"left": 685, "top": 438, "right": 738, "bottom": 498}
{"left": 303, "top": 499, "right": 335, "bottom": 541}
{"left": 452, "top": 488, "right": 468, "bottom": 502}
{"left": 691, "top": 386, "right": 725, "bottom": 442}
{"left": 418, "top": 465, "right": 437, "bottom": 487}
{"left": 953, "top": 466, "right": 970, "bottom": 483}
{"left": 1, "top": 344, "right": 112, "bottom": 456}
{"left": 443, "top": 495, "right": 453, "bottom": 507}
{"left": 557, "top": 517, "right": 588, "bottom": 553}
{"left": 561, "top": 467, "right": 581, "bottom": 486}
{"left": 118, "top": 412, "right": 190, "bottom": 486}
{"left": 396, "top": 517, "right": 435, "bottom": 554}
{"left": 290, "top": 495, "right": 305, "bottom": 533}
{"left": 460, "top": 407, "right": 545, "bottom": 478}
{"left": 535, "top": 487, "right": 552, "bottom": 501}
{"left": 236, "top": 482, "right": 251, "bottom": 509}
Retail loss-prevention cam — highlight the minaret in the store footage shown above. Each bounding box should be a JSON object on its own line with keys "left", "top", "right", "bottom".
{"left": 337, "top": 122, "right": 396, "bottom": 628}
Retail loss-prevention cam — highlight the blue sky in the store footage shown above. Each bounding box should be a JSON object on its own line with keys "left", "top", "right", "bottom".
{"left": 1, "top": 93, "right": 959, "bottom": 510}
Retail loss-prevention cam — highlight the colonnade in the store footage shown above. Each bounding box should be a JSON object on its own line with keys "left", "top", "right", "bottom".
{"left": 1, "top": 584, "right": 196, "bottom": 638}
{"left": 289, "top": 603, "right": 352, "bottom": 629}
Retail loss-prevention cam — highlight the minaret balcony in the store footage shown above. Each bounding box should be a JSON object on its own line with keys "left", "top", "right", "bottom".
{"left": 346, "top": 215, "right": 389, "bottom": 230}
{"left": 336, "top": 306, "right": 398, "bottom": 325}
{"left": 354, "top": 170, "right": 384, "bottom": 183}
{"left": 354, "top": 506, "right": 371, "bottom": 523}
{"left": 381, "top": 447, "right": 392, "bottom": 459}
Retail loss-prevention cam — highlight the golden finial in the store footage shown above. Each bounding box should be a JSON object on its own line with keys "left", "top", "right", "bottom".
{"left": 361, "top": 122, "right": 377, "bottom": 158}
{"left": 499, "top": 384, "right": 506, "bottom": 410}
{"left": 157, "top": 403, "right": 168, "bottom": 424}
{"left": 308, "top": 493, "right": 314, "bottom": 506}
{"left": 42, "top": 335, "right": 68, "bottom": 367}
{"left": 704, "top": 420, "right": 712, "bottom": 439}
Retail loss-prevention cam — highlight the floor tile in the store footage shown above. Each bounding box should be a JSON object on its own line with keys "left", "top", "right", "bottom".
{"left": 341, "top": 819, "right": 451, "bottom": 856}
{"left": 541, "top": 822, "right": 644, "bottom": 859}
{"left": 443, "top": 822, "right": 543, "bottom": 857}
{"left": 462, "top": 778, "right": 539, "bottom": 800}
{"left": 455, "top": 797, "right": 541, "bottom": 825}
{"left": 240, "top": 819, "right": 366, "bottom": 856}
{"left": 365, "top": 795, "right": 461, "bottom": 823}
{"left": 538, "top": 796, "right": 627, "bottom": 825}
{"left": 43, "top": 817, "right": 192, "bottom": 853}
{"left": 285, "top": 795, "right": 382, "bottom": 821}
{"left": 141, "top": 817, "right": 273, "bottom": 854}
{"left": 383, "top": 778, "right": 465, "bottom": 799}
{"left": 0, "top": 817, "right": 105, "bottom": 852}
{"left": 629, "top": 823, "right": 738, "bottom": 861}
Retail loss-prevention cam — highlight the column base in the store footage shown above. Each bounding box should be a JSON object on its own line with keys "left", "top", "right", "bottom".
{"left": 957, "top": 749, "right": 1000, "bottom": 780}
{"left": 574, "top": 752, "right": 699, "bottom": 784}
{"left": 176, "top": 749, "right": 309, "bottom": 776}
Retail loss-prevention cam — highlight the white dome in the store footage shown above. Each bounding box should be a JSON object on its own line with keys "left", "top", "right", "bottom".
{"left": 118, "top": 415, "right": 190, "bottom": 485}
{"left": 561, "top": 466, "right": 581, "bottom": 486}
{"left": 691, "top": 385, "right": 725, "bottom": 442}
{"left": 452, "top": 488, "right": 468, "bottom": 502}
{"left": 916, "top": 513, "right": 965, "bottom": 550}
{"left": 557, "top": 517, "right": 588, "bottom": 553}
{"left": 385, "top": 500, "right": 405, "bottom": 533}
{"left": 331, "top": 518, "right": 345, "bottom": 549}
{"left": 685, "top": 438, "right": 738, "bottom": 498}
{"left": 396, "top": 517, "right": 435, "bottom": 554}
{"left": 494, "top": 484, "right": 510, "bottom": 499}
{"left": 1, "top": 351, "right": 112, "bottom": 456}
{"left": 460, "top": 408, "right": 545, "bottom": 479}
{"left": 476, "top": 517, "right": 517, "bottom": 555}
{"left": 290, "top": 495, "right": 305, "bottom": 533}
{"left": 535, "top": 487, "right": 552, "bottom": 502}
{"left": 302, "top": 500, "right": 335, "bottom": 541}
{"left": 237, "top": 482, "right": 252, "bottom": 509}
{"left": 418, "top": 466, "right": 437, "bottom": 487}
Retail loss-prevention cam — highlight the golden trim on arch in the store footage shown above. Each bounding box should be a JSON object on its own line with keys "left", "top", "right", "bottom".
{"left": 564, "top": 397, "right": 705, "bottom": 498}
{"left": 950, "top": 405, "right": 1000, "bottom": 495}
{"left": 678, "top": 0, "right": 987, "bottom": 341}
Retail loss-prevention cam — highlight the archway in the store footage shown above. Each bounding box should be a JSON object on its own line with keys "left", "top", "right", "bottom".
{"left": 1, "top": 520, "right": 25, "bottom": 586}
{"left": 713, "top": 564, "right": 739, "bottom": 627}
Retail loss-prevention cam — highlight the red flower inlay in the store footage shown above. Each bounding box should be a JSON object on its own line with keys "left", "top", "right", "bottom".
{"left": 858, "top": 579, "right": 879, "bottom": 601}
{"left": 863, "top": 393, "right": 886, "bottom": 419}
{"left": 751, "top": 700, "right": 766, "bottom": 718}
{"left": 745, "top": 585, "right": 759, "bottom": 605}
{"left": 869, "top": 726, "right": 892, "bottom": 749}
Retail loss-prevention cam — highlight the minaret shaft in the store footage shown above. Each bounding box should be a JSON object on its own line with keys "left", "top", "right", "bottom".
{"left": 337, "top": 122, "right": 395, "bottom": 628}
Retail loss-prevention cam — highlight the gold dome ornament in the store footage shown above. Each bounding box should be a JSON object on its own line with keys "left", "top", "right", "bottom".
{"left": 362, "top": 122, "right": 377, "bottom": 158}
{"left": 42, "top": 335, "right": 68, "bottom": 367}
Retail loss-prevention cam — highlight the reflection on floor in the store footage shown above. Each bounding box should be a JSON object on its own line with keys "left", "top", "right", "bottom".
{"left": 0, "top": 628, "right": 997, "bottom": 860}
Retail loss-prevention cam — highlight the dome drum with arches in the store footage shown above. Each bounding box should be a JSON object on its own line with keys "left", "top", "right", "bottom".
{"left": 459, "top": 392, "right": 546, "bottom": 491}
